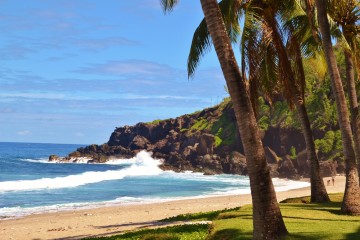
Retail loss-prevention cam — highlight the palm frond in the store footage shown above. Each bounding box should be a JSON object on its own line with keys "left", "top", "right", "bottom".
{"left": 187, "top": 19, "right": 212, "bottom": 79}
{"left": 160, "top": 0, "right": 179, "bottom": 13}
{"left": 187, "top": 0, "right": 246, "bottom": 78}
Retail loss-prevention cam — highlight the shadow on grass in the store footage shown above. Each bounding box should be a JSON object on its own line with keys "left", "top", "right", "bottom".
{"left": 282, "top": 202, "right": 360, "bottom": 218}
{"left": 93, "top": 220, "right": 170, "bottom": 229}
{"left": 345, "top": 226, "right": 360, "bottom": 239}
{"left": 207, "top": 228, "right": 251, "bottom": 240}
{"left": 284, "top": 215, "right": 360, "bottom": 222}
{"left": 83, "top": 224, "right": 209, "bottom": 240}
{"left": 160, "top": 207, "right": 241, "bottom": 222}
{"left": 286, "top": 233, "right": 332, "bottom": 240}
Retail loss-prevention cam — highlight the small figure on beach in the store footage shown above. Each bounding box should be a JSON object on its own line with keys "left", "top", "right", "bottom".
{"left": 327, "top": 179, "right": 331, "bottom": 186}
{"left": 332, "top": 176, "right": 335, "bottom": 186}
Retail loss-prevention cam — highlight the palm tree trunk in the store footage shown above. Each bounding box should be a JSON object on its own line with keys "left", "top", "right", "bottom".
{"left": 297, "top": 103, "right": 330, "bottom": 202}
{"left": 267, "top": 15, "right": 329, "bottom": 203}
{"left": 292, "top": 36, "right": 330, "bottom": 202}
{"left": 304, "top": 0, "right": 320, "bottom": 43}
{"left": 199, "top": 0, "right": 288, "bottom": 238}
{"left": 344, "top": 50, "right": 360, "bottom": 185}
{"left": 315, "top": 0, "right": 360, "bottom": 214}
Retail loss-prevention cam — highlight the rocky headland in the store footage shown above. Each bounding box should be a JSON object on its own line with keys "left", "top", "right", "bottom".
{"left": 50, "top": 99, "right": 343, "bottom": 179}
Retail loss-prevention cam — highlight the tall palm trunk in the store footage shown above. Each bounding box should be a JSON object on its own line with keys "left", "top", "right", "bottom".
{"left": 293, "top": 36, "right": 329, "bottom": 202}
{"left": 199, "top": 0, "right": 288, "bottom": 238}
{"left": 297, "top": 103, "right": 330, "bottom": 202}
{"left": 315, "top": 0, "right": 360, "bottom": 214}
{"left": 266, "top": 14, "right": 329, "bottom": 203}
{"left": 344, "top": 49, "right": 360, "bottom": 185}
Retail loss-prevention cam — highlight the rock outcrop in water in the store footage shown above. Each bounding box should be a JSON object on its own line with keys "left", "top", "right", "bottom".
{"left": 52, "top": 99, "right": 343, "bottom": 179}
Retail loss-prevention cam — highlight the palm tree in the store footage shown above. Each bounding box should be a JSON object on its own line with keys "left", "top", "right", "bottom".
{"left": 188, "top": 0, "right": 329, "bottom": 203}
{"left": 315, "top": 0, "right": 360, "bottom": 215}
{"left": 327, "top": 0, "right": 360, "bottom": 184}
{"left": 161, "top": 0, "right": 288, "bottom": 238}
{"left": 248, "top": 0, "right": 330, "bottom": 203}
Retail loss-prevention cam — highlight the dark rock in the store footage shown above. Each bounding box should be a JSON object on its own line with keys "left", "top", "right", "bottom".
{"left": 263, "top": 126, "right": 305, "bottom": 156}
{"left": 222, "top": 151, "right": 247, "bottom": 175}
{"left": 49, "top": 155, "right": 59, "bottom": 161}
{"left": 264, "top": 146, "right": 278, "bottom": 164}
{"left": 108, "top": 126, "right": 135, "bottom": 147}
{"left": 69, "top": 151, "right": 82, "bottom": 158}
{"left": 129, "top": 135, "right": 150, "bottom": 150}
{"left": 295, "top": 150, "right": 311, "bottom": 177}
{"left": 183, "top": 146, "right": 198, "bottom": 160}
{"left": 268, "top": 164, "right": 279, "bottom": 178}
{"left": 197, "top": 133, "right": 215, "bottom": 155}
{"left": 320, "top": 160, "right": 337, "bottom": 177}
{"left": 336, "top": 161, "right": 345, "bottom": 174}
{"left": 278, "top": 155, "right": 299, "bottom": 179}
{"left": 153, "top": 139, "right": 171, "bottom": 154}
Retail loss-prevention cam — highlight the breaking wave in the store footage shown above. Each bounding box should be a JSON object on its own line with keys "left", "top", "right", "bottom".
{"left": 0, "top": 151, "right": 162, "bottom": 192}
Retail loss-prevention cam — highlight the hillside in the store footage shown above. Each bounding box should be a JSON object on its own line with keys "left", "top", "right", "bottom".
{"left": 50, "top": 98, "right": 344, "bottom": 179}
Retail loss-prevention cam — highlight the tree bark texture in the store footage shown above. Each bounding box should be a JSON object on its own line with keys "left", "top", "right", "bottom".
{"left": 344, "top": 50, "right": 360, "bottom": 185}
{"left": 316, "top": 0, "right": 360, "bottom": 215}
{"left": 199, "top": 0, "right": 288, "bottom": 238}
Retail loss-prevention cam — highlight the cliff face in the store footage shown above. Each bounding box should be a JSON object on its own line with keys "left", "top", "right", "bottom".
{"left": 57, "top": 99, "right": 342, "bottom": 179}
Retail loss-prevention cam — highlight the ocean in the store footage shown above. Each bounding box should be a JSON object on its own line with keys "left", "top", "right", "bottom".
{"left": 0, "top": 142, "right": 309, "bottom": 219}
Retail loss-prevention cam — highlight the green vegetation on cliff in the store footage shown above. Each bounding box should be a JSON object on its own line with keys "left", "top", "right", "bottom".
{"left": 136, "top": 44, "right": 347, "bottom": 164}
{"left": 180, "top": 97, "right": 237, "bottom": 149}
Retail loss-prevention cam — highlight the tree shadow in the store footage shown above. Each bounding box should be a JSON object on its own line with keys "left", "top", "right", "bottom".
{"left": 207, "top": 228, "right": 252, "bottom": 240}
{"left": 284, "top": 215, "right": 360, "bottom": 223}
{"left": 285, "top": 233, "right": 331, "bottom": 240}
{"left": 345, "top": 226, "right": 360, "bottom": 239}
{"left": 93, "top": 220, "right": 173, "bottom": 229}
{"left": 58, "top": 223, "right": 209, "bottom": 240}
{"left": 281, "top": 201, "right": 350, "bottom": 216}
{"left": 160, "top": 207, "right": 241, "bottom": 222}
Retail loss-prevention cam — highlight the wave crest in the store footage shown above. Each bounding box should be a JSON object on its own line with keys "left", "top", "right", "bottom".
{"left": 0, "top": 151, "right": 162, "bottom": 192}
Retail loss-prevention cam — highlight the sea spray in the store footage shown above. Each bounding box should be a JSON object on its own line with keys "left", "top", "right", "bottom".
{"left": 0, "top": 151, "right": 163, "bottom": 192}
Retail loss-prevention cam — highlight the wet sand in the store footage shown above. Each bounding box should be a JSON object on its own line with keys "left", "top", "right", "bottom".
{"left": 0, "top": 176, "right": 345, "bottom": 240}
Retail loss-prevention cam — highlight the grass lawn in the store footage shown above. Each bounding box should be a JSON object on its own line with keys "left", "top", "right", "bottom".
{"left": 85, "top": 193, "right": 360, "bottom": 240}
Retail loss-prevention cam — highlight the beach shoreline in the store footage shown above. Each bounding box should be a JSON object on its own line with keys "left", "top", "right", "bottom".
{"left": 0, "top": 176, "right": 345, "bottom": 240}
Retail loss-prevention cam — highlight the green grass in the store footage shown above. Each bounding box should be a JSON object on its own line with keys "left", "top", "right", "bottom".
{"left": 146, "top": 119, "right": 162, "bottom": 125}
{"left": 84, "top": 224, "right": 209, "bottom": 240}
{"left": 84, "top": 193, "right": 360, "bottom": 240}
{"left": 208, "top": 193, "right": 360, "bottom": 240}
{"left": 210, "top": 113, "right": 237, "bottom": 147}
{"left": 189, "top": 118, "right": 209, "bottom": 132}
{"left": 160, "top": 207, "right": 241, "bottom": 222}
{"left": 214, "top": 135, "right": 223, "bottom": 148}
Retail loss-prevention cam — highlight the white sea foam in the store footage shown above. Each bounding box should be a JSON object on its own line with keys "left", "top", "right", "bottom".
{"left": 0, "top": 177, "right": 311, "bottom": 219}
{"left": 163, "top": 171, "right": 249, "bottom": 185}
{"left": 0, "top": 196, "right": 172, "bottom": 220}
{"left": 273, "top": 178, "right": 310, "bottom": 192}
{"left": 21, "top": 157, "right": 134, "bottom": 165}
{"left": 21, "top": 158, "right": 54, "bottom": 164}
{"left": 0, "top": 151, "right": 163, "bottom": 192}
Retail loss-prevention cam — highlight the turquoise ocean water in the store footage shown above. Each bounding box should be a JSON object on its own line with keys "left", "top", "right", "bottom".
{"left": 0, "top": 142, "right": 309, "bottom": 219}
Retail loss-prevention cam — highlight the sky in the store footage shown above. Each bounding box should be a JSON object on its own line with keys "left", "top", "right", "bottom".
{"left": 0, "top": 0, "right": 232, "bottom": 144}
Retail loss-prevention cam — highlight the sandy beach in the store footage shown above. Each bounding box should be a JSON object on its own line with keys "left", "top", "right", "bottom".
{"left": 0, "top": 176, "right": 345, "bottom": 240}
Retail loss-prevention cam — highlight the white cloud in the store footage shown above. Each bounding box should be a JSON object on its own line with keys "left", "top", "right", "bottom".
{"left": 0, "top": 92, "right": 65, "bottom": 100}
{"left": 17, "top": 130, "right": 31, "bottom": 135}
{"left": 75, "top": 60, "right": 177, "bottom": 77}
{"left": 75, "top": 132, "right": 84, "bottom": 137}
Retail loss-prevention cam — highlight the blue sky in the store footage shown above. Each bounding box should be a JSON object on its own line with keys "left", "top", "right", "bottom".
{"left": 0, "top": 0, "right": 231, "bottom": 144}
